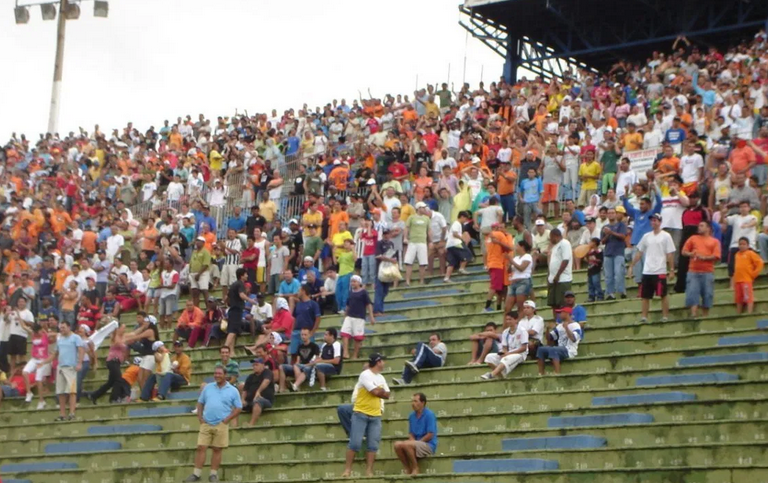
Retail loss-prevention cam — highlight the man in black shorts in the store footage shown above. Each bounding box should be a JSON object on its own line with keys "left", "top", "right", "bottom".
{"left": 632, "top": 213, "right": 676, "bottom": 323}
{"left": 546, "top": 228, "right": 573, "bottom": 316}
{"left": 444, "top": 211, "right": 471, "bottom": 283}
{"left": 225, "top": 268, "right": 249, "bottom": 354}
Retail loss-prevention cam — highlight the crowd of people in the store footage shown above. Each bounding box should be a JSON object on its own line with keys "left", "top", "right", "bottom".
{"left": 0, "top": 28, "right": 767, "bottom": 481}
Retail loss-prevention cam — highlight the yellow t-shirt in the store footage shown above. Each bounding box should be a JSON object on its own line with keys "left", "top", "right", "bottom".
{"left": 302, "top": 211, "right": 323, "bottom": 228}
{"left": 259, "top": 200, "right": 277, "bottom": 222}
{"left": 332, "top": 231, "right": 353, "bottom": 249}
{"left": 399, "top": 204, "right": 415, "bottom": 222}
{"left": 352, "top": 369, "right": 387, "bottom": 417}
{"left": 578, "top": 161, "right": 602, "bottom": 191}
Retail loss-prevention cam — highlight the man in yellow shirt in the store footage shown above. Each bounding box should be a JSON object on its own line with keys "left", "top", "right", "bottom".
{"left": 258, "top": 192, "right": 277, "bottom": 223}
{"left": 621, "top": 123, "right": 644, "bottom": 151}
{"left": 342, "top": 354, "right": 391, "bottom": 478}
{"left": 577, "top": 151, "right": 602, "bottom": 206}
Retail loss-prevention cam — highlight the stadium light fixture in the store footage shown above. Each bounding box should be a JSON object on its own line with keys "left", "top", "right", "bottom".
{"left": 41, "top": 3, "right": 57, "bottom": 20}
{"left": 14, "top": 5, "right": 30, "bottom": 24}
{"left": 65, "top": 2, "right": 80, "bottom": 19}
{"left": 93, "top": 0, "right": 108, "bottom": 18}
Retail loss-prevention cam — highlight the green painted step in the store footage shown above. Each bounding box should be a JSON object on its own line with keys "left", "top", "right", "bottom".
{"left": 3, "top": 443, "right": 767, "bottom": 483}
{"left": 2, "top": 396, "right": 765, "bottom": 447}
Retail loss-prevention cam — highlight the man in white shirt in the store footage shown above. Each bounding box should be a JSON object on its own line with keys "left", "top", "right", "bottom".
{"left": 425, "top": 208, "right": 448, "bottom": 277}
{"left": 679, "top": 142, "right": 704, "bottom": 188}
{"left": 392, "top": 333, "right": 447, "bottom": 385}
{"left": 537, "top": 306, "right": 582, "bottom": 375}
{"left": 518, "top": 300, "right": 545, "bottom": 355}
{"left": 481, "top": 311, "right": 528, "bottom": 380}
{"left": 140, "top": 174, "right": 157, "bottom": 203}
{"left": 547, "top": 229, "right": 573, "bottom": 316}
{"left": 615, "top": 157, "right": 638, "bottom": 198}
{"left": 444, "top": 211, "right": 471, "bottom": 282}
{"left": 166, "top": 175, "right": 185, "bottom": 202}
{"left": 724, "top": 200, "right": 759, "bottom": 277}
{"left": 632, "top": 213, "right": 676, "bottom": 322}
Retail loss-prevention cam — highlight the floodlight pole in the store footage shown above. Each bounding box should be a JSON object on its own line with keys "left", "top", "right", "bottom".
{"left": 47, "top": 0, "right": 67, "bottom": 135}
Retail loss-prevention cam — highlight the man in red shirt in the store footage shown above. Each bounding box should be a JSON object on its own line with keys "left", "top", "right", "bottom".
{"left": 241, "top": 236, "right": 260, "bottom": 295}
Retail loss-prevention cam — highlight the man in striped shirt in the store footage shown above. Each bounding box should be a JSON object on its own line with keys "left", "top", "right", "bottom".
{"left": 220, "top": 229, "right": 243, "bottom": 300}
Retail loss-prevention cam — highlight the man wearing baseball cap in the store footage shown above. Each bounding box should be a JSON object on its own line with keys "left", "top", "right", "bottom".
{"left": 240, "top": 357, "right": 275, "bottom": 427}
{"left": 189, "top": 237, "right": 212, "bottom": 308}
{"left": 631, "top": 213, "right": 676, "bottom": 323}
{"left": 342, "top": 353, "right": 390, "bottom": 478}
{"left": 537, "top": 306, "right": 583, "bottom": 375}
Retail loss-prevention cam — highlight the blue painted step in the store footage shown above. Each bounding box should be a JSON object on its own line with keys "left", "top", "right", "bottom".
{"left": 592, "top": 391, "right": 696, "bottom": 406}
{"left": 128, "top": 406, "right": 193, "bottom": 417}
{"left": 385, "top": 300, "right": 439, "bottom": 310}
{"left": 87, "top": 424, "right": 162, "bottom": 435}
{"left": 401, "top": 289, "right": 464, "bottom": 299}
{"left": 757, "top": 320, "right": 768, "bottom": 329}
{"left": 678, "top": 352, "right": 768, "bottom": 366}
{"left": 373, "top": 314, "right": 408, "bottom": 322}
{"left": 167, "top": 391, "right": 200, "bottom": 400}
{"left": 4, "top": 479, "right": 33, "bottom": 483}
{"left": 454, "top": 458, "right": 559, "bottom": 473}
{"left": 364, "top": 328, "right": 376, "bottom": 335}
{"left": 718, "top": 334, "right": 768, "bottom": 346}
{"left": 1, "top": 462, "right": 78, "bottom": 473}
{"left": 45, "top": 441, "right": 122, "bottom": 454}
{"left": 549, "top": 412, "right": 654, "bottom": 428}
{"left": 502, "top": 435, "right": 606, "bottom": 451}
{"left": 636, "top": 372, "right": 738, "bottom": 386}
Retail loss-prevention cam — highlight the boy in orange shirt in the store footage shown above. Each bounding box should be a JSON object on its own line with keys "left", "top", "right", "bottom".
{"left": 733, "top": 237, "right": 765, "bottom": 314}
{"left": 484, "top": 223, "right": 514, "bottom": 312}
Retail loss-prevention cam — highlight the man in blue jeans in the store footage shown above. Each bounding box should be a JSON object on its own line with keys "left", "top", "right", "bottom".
{"left": 392, "top": 333, "right": 448, "bottom": 385}
{"left": 373, "top": 229, "right": 397, "bottom": 316}
{"left": 342, "top": 353, "right": 390, "bottom": 478}
{"left": 601, "top": 207, "right": 629, "bottom": 299}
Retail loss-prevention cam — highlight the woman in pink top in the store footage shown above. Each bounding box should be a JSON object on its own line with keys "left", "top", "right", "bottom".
{"left": 22, "top": 324, "right": 53, "bottom": 409}
{"left": 87, "top": 325, "right": 128, "bottom": 404}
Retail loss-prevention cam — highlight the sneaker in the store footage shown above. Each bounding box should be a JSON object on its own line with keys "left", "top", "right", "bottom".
{"left": 54, "top": 416, "right": 66, "bottom": 422}
{"left": 337, "top": 310, "right": 345, "bottom": 315}
{"left": 661, "top": 317, "right": 669, "bottom": 323}
{"left": 183, "top": 476, "right": 201, "bottom": 482}
{"left": 208, "top": 475, "right": 219, "bottom": 482}
{"left": 320, "top": 387, "right": 328, "bottom": 392}
{"left": 391, "top": 378, "right": 406, "bottom": 386}
{"left": 606, "top": 295, "right": 616, "bottom": 301}
{"left": 36, "top": 401, "right": 47, "bottom": 410}
{"left": 620, "top": 293, "right": 627, "bottom": 299}
{"left": 480, "top": 372, "right": 494, "bottom": 380}
{"left": 191, "top": 408, "right": 198, "bottom": 414}
{"left": 67, "top": 414, "right": 76, "bottom": 421}
{"left": 586, "top": 297, "right": 595, "bottom": 303}
{"left": 443, "top": 277, "right": 450, "bottom": 283}
{"left": 290, "top": 383, "right": 298, "bottom": 392}
{"left": 25, "top": 392, "right": 34, "bottom": 403}
{"left": 483, "top": 307, "right": 493, "bottom": 312}
{"left": 404, "top": 361, "right": 420, "bottom": 374}
{"left": 151, "top": 397, "right": 164, "bottom": 402}
{"left": 88, "top": 393, "right": 98, "bottom": 405}
{"left": 458, "top": 269, "right": 469, "bottom": 275}
{"left": 639, "top": 317, "right": 648, "bottom": 324}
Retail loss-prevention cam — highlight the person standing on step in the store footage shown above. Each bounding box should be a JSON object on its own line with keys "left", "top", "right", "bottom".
{"left": 623, "top": 187, "right": 663, "bottom": 295}
{"left": 403, "top": 202, "right": 431, "bottom": 286}
{"left": 632, "top": 214, "right": 676, "bottom": 323}
{"left": 392, "top": 333, "right": 447, "bottom": 386}
{"left": 681, "top": 221, "right": 721, "bottom": 318}
{"left": 393, "top": 392, "right": 438, "bottom": 475}
{"left": 733, "top": 236, "right": 765, "bottom": 314}
{"left": 484, "top": 222, "right": 514, "bottom": 312}
{"left": 443, "top": 211, "right": 471, "bottom": 283}
{"left": 481, "top": 311, "right": 529, "bottom": 380}
{"left": 185, "top": 366, "right": 242, "bottom": 483}
{"left": 600, "top": 207, "right": 629, "bottom": 300}
{"left": 373, "top": 229, "right": 398, "bottom": 316}
{"left": 341, "top": 275, "right": 375, "bottom": 360}
{"left": 342, "top": 353, "right": 390, "bottom": 478}
{"left": 42, "top": 321, "right": 85, "bottom": 421}
{"left": 546, "top": 229, "right": 573, "bottom": 318}
{"left": 289, "top": 284, "right": 322, "bottom": 364}
{"left": 224, "top": 268, "right": 249, "bottom": 355}
{"left": 87, "top": 325, "right": 128, "bottom": 404}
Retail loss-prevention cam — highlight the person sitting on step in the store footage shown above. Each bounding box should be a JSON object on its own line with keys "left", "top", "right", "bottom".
{"left": 466, "top": 321, "right": 500, "bottom": 365}
{"left": 392, "top": 333, "right": 447, "bottom": 385}
{"left": 480, "top": 311, "right": 529, "bottom": 380}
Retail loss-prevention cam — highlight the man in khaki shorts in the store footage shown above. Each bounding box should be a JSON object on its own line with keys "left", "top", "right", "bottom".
{"left": 185, "top": 366, "right": 242, "bottom": 482}
{"left": 393, "top": 392, "right": 438, "bottom": 476}
{"left": 42, "top": 321, "right": 85, "bottom": 421}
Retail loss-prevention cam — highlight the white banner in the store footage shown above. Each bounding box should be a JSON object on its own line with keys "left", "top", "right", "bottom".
{"left": 624, "top": 148, "right": 661, "bottom": 181}
{"left": 464, "top": 0, "right": 508, "bottom": 7}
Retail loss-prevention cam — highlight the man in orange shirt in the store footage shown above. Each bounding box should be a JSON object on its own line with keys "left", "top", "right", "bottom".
{"left": 49, "top": 204, "right": 72, "bottom": 235}
{"left": 655, "top": 145, "right": 680, "bottom": 176}
{"left": 497, "top": 163, "right": 517, "bottom": 223}
{"left": 680, "top": 221, "right": 721, "bottom": 317}
{"left": 728, "top": 138, "right": 757, "bottom": 176}
{"left": 328, "top": 203, "right": 350, "bottom": 239}
{"left": 174, "top": 299, "right": 206, "bottom": 348}
{"left": 140, "top": 221, "right": 159, "bottom": 257}
{"left": 484, "top": 223, "right": 514, "bottom": 312}
{"left": 733, "top": 236, "right": 765, "bottom": 314}
{"left": 328, "top": 161, "right": 350, "bottom": 191}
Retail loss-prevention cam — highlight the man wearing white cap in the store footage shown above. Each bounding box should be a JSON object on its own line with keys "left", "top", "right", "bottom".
{"left": 403, "top": 203, "right": 430, "bottom": 286}
{"left": 340, "top": 275, "right": 374, "bottom": 360}
{"left": 189, "top": 237, "right": 212, "bottom": 308}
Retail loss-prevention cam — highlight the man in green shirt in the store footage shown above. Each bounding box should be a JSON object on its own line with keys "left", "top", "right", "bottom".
{"left": 302, "top": 224, "right": 324, "bottom": 263}
{"left": 189, "top": 237, "right": 212, "bottom": 307}
{"left": 436, "top": 83, "right": 452, "bottom": 111}
{"left": 404, "top": 203, "right": 432, "bottom": 286}
{"left": 600, "top": 138, "right": 621, "bottom": 195}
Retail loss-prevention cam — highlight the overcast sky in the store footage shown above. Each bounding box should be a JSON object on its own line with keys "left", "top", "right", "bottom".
{"left": 2, "top": 0, "right": 503, "bottom": 140}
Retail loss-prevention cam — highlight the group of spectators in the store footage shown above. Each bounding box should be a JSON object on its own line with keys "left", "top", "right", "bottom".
{"left": 0, "top": 28, "right": 767, "bottom": 482}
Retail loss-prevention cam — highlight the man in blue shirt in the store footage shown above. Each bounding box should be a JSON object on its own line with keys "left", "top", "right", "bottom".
{"left": 519, "top": 167, "right": 543, "bottom": 228}
{"left": 601, "top": 206, "right": 629, "bottom": 299}
{"left": 226, "top": 206, "right": 247, "bottom": 234}
{"left": 290, "top": 285, "right": 321, "bottom": 362}
{"left": 622, "top": 186, "right": 662, "bottom": 287}
{"left": 42, "top": 321, "right": 85, "bottom": 421}
{"left": 195, "top": 205, "right": 217, "bottom": 235}
{"left": 394, "top": 392, "right": 438, "bottom": 475}
{"left": 276, "top": 270, "right": 301, "bottom": 311}
{"left": 185, "top": 366, "right": 242, "bottom": 482}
